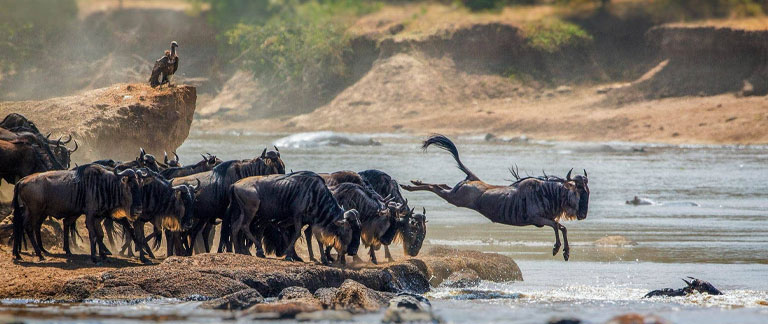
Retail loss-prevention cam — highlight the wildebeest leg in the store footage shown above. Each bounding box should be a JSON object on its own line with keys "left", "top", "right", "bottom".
{"left": 165, "top": 229, "right": 176, "bottom": 257}
{"left": 384, "top": 245, "right": 394, "bottom": 262}
{"left": 400, "top": 181, "right": 456, "bottom": 202}
{"left": 368, "top": 246, "right": 378, "bottom": 264}
{"left": 531, "top": 217, "right": 562, "bottom": 259}
{"left": 35, "top": 218, "right": 50, "bottom": 256}
{"left": 283, "top": 223, "right": 302, "bottom": 262}
{"left": 201, "top": 222, "right": 213, "bottom": 253}
{"left": 304, "top": 227, "right": 317, "bottom": 263}
{"left": 231, "top": 200, "right": 258, "bottom": 255}
{"left": 217, "top": 215, "right": 233, "bottom": 253}
{"left": 132, "top": 221, "right": 150, "bottom": 264}
{"left": 323, "top": 246, "right": 335, "bottom": 265}
{"left": 25, "top": 219, "right": 44, "bottom": 261}
{"left": 94, "top": 218, "right": 111, "bottom": 260}
{"left": 62, "top": 216, "right": 78, "bottom": 256}
{"left": 85, "top": 213, "right": 101, "bottom": 263}
{"left": 558, "top": 223, "right": 569, "bottom": 261}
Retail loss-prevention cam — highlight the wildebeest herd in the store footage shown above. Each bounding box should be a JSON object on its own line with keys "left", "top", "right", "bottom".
{"left": 3, "top": 113, "right": 592, "bottom": 267}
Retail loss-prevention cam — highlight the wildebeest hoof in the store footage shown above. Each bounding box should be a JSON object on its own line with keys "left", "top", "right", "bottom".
{"left": 410, "top": 180, "right": 424, "bottom": 185}
{"left": 552, "top": 244, "right": 561, "bottom": 256}
{"left": 140, "top": 258, "right": 152, "bottom": 265}
{"left": 284, "top": 256, "right": 295, "bottom": 262}
{"left": 563, "top": 250, "right": 570, "bottom": 261}
{"left": 256, "top": 252, "right": 266, "bottom": 258}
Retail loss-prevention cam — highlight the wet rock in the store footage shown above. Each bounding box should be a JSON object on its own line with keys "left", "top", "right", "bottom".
{"left": 89, "top": 285, "right": 157, "bottom": 301}
{"left": 421, "top": 246, "right": 522, "bottom": 286}
{"left": 594, "top": 236, "right": 637, "bottom": 247}
{"left": 331, "top": 279, "right": 393, "bottom": 313}
{"left": 382, "top": 293, "right": 442, "bottom": 323}
{"left": 549, "top": 318, "right": 582, "bottom": 324}
{"left": 440, "top": 269, "right": 480, "bottom": 288}
{"left": 278, "top": 286, "right": 313, "bottom": 300}
{"left": 295, "top": 310, "right": 353, "bottom": 321}
{"left": 200, "top": 288, "right": 264, "bottom": 310}
{"left": 605, "top": 313, "right": 668, "bottom": 324}
{"left": 626, "top": 196, "right": 654, "bottom": 205}
{"left": 313, "top": 287, "right": 339, "bottom": 309}
{"left": 243, "top": 298, "right": 323, "bottom": 319}
{"left": 55, "top": 275, "right": 101, "bottom": 302}
{"left": 0, "top": 84, "right": 196, "bottom": 161}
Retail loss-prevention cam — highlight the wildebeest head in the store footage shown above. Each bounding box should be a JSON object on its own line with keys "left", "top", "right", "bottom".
{"left": 164, "top": 151, "right": 182, "bottom": 168}
{"left": 138, "top": 148, "right": 160, "bottom": 172}
{"left": 338, "top": 208, "right": 361, "bottom": 256}
{"left": 565, "top": 169, "right": 590, "bottom": 220}
{"left": 397, "top": 207, "right": 427, "bottom": 256}
{"left": 114, "top": 168, "right": 144, "bottom": 219}
{"left": 260, "top": 146, "right": 285, "bottom": 174}
{"left": 51, "top": 139, "right": 78, "bottom": 169}
{"left": 683, "top": 277, "right": 722, "bottom": 295}
{"left": 173, "top": 179, "right": 200, "bottom": 231}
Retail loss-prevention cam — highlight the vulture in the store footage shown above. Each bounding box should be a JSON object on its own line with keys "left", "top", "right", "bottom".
{"left": 149, "top": 41, "right": 179, "bottom": 87}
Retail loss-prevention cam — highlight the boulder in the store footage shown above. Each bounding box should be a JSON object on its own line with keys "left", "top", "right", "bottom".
{"left": 243, "top": 298, "right": 323, "bottom": 319}
{"left": 313, "top": 287, "right": 339, "bottom": 309}
{"left": 420, "top": 246, "right": 523, "bottom": 286}
{"left": 278, "top": 286, "right": 313, "bottom": 300}
{"left": 200, "top": 288, "right": 264, "bottom": 310}
{"left": 440, "top": 269, "right": 481, "bottom": 288}
{"left": 330, "top": 279, "right": 393, "bottom": 313}
{"left": 382, "top": 293, "right": 441, "bottom": 324}
{"left": 0, "top": 84, "right": 196, "bottom": 161}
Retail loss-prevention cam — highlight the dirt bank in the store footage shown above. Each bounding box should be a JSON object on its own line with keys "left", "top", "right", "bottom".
{"left": 0, "top": 246, "right": 521, "bottom": 301}
{"left": 0, "top": 84, "right": 196, "bottom": 161}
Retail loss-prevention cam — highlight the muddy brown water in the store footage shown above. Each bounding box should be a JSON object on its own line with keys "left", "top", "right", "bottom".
{"left": 3, "top": 132, "right": 767, "bottom": 323}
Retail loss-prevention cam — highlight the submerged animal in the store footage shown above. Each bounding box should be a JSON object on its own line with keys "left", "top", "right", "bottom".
{"left": 400, "top": 134, "right": 590, "bottom": 261}
{"left": 149, "top": 41, "right": 179, "bottom": 87}
{"left": 626, "top": 196, "right": 654, "bottom": 205}
{"left": 643, "top": 277, "right": 723, "bottom": 298}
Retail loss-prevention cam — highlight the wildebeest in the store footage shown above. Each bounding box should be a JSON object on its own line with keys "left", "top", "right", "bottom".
{"left": 12, "top": 164, "right": 144, "bottom": 262}
{"left": 164, "top": 151, "right": 182, "bottom": 168}
{"left": 160, "top": 153, "right": 221, "bottom": 179}
{"left": 0, "top": 139, "right": 61, "bottom": 185}
{"left": 170, "top": 148, "right": 285, "bottom": 255}
{"left": 116, "top": 148, "right": 161, "bottom": 172}
{"left": 308, "top": 182, "right": 399, "bottom": 264}
{"left": 644, "top": 277, "right": 723, "bottom": 298}
{"left": 400, "top": 134, "right": 590, "bottom": 261}
{"left": 119, "top": 170, "right": 199, "bottom": 263}
{"left": 359, "top": 169, "right": 427, "bottom": 261}
{"left": 228, "top": 171, "right": 361, "bottom": 265}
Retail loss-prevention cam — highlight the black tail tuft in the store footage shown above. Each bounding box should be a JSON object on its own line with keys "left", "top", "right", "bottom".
{"left": 422, "top": 134, "right": 479, "bottom": 181}
{"left": 262, "top": 227, "right": 288, "bottom": 257}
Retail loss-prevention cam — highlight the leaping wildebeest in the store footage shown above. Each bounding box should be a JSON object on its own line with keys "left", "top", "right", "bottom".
{"left": 400, "top": 134, "right": 590, "bottom": 261}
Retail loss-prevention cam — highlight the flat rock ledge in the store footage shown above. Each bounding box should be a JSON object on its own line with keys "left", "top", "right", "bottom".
{"left": 25, "top": 247, "right": 522, "bottom": 306}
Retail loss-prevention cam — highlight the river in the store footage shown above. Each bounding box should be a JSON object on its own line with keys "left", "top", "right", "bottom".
{"left": 2, "top": 131, "right": 767, "bottom": 323}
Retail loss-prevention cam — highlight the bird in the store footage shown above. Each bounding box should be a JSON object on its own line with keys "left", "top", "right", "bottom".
{"left": 149, "top": 41, "right": 179, "bottom": 87}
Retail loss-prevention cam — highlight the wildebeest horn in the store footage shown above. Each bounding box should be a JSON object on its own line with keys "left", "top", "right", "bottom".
{"left": 46, "top": 132, "right": 51, "bottom": 140}
{"left": 116, "top": 168, "right": 135, "bottom": 177}
{"left": 682, "top": 278, "right": 692, "bottom": 286}
{"left": 164, "top": 151, "right": 169, "bottom": 164}
{"left": 410, "top": 207, "right": 415, "bottom": 214}
{"left": 584, "top": 169, "right": 588, "bottom": 177}
{"left": 422, "top": 207, "right": 426, "bottom": 215}
{"left": 137, "top": 168, "right": 149, "bottom": 177}
{"left": 566, "top": 168, "right": 573, "bottom": 181}
{"left": 60, "top": 134, "right": 72, "bottom": 144}
{"left": 56, "top": 136, "right": 63, "bottom": 145}
{"left": 382, "top": 194, "right": 393, "bottom": 203}
{"left": 200, "top": 153, "right": 207, "bottom": 160}
{"left": 174, "top": 151, "right": 180, "bottom": 161}
{"left": 68, "top": 140, "right": 78, "bottom": 153}
{"left": 140, "top": 147, "right": 146, "bottom": 158}
{"left": 261, "top": 148, "right": 267, "bottom": 158}
{"left": 273, "top": 145, "right": 279, "bottom": 152}
{"left": 191, "top": 179, "right": 201, "bottom": 191}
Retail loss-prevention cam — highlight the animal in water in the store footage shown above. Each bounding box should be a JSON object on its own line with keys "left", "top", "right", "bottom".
{"left": 170, "top": 148, "right": 285, "bottom": 255}
{"left": 149, "top": 41, "right": 179, "bottom": 87}
{"left": 643, "top": 277, "right": 723, "bottom": 298}
{"left": 359, "top": 169, "right": 427, "bottom": 261}
{"left": 400, "top": 134, "right": 590, "bottom": 261}
{"left": 12, "top": 164, "right": 144, "bottom": 262}
{"left": 160, "top": 153, "right": 221, "bottom": 179}
{"left": 228, "top": 171, "right": 361, "bottom": 265}
{"left": 626, "top": 196, "right": 654, "bottom": 205}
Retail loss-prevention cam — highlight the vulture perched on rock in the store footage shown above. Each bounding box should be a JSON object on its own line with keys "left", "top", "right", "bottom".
{"left": 149, "top": 41, "right": 179, "bottom": 87}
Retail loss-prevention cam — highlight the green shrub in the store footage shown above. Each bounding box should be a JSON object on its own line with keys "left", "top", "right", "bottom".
{"left": 0, "top": 0, "right": 78, "bottom": 73}
{"left": 524, "top": 18, "right": 592, "bottom": 53}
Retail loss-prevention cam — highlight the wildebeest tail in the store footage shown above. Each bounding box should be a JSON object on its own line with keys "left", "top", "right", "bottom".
{"left": 422, "top": 134, "right": 479, "bottom": 181}
{"left": 11, "top": 183, "right": 24, "bottom": 258}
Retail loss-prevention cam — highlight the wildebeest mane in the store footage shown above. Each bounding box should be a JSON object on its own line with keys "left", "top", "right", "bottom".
{"left": 72, "top": 164, "right": 129, "bottom": 218}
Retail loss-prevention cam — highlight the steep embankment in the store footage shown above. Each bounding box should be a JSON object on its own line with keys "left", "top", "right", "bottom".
{"left": 0, "top": 84, "right": 196, "bottom": 161}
